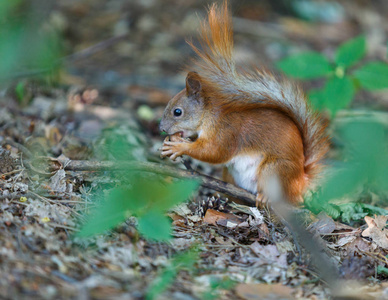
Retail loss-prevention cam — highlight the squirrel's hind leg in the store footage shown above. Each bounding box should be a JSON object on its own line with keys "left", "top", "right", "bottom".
{"left": 256, "top": 156, "right": 306, "bottom": 205}
{"left": 255, "top": 192, "right": 269, "bottom": 208}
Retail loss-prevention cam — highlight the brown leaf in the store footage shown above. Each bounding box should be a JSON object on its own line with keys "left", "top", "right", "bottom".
{"left": 249, "top": 242, "right": 288, "bottom": 268}
{"left": 373, "top": 215, "right": 388, "bottom": 229}
{"left": 362, "top": 215, "right": 388, "bottom": 249}
{"left": 168, "top": 213, "right": 186, "bottom": 227}
{"left": 45, "top": 125, "right": 63, "bottom": 146}
{"left": 345, "top": 236, "right": 376, "bottom": 254}
{"left": 308, "top": 212, "right": 336, "bottom": 234}
{"left": 203, "top": 209, "right": 241, "bottom": 226}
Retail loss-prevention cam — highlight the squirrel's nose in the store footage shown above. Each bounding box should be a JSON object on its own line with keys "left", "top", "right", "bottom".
{"left": 159, "top": 121, "right": 166, "bottom": 133}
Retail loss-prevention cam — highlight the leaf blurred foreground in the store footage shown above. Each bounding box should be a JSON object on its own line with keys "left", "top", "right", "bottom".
{"left": 0, "top": 0, "right": 62, "bottom": 83}
{"left": 77, "top": 176, "right": 199, "bottom": 240}
{"left": 307, "top": 115, "right": 388, "bottom": 220}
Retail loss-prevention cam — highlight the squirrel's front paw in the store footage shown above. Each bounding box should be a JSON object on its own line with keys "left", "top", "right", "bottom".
{"left": 161, "top": 137, "right": 190, "bottom": 161}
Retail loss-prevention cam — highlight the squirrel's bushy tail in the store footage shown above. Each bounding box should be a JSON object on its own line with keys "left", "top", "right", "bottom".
{"left": 188, "top": 1, "right": 329, "bottom": 181}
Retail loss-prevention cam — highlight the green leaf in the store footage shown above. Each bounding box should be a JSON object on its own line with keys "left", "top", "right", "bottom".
{"left": 277, "top": 52, "right": 333, "bottom": 79}
{"left": 76, "top": 178, "right": 199, "bottom": 239}
{"left": 321, "top": 203, "right": 341, "bottom": 219}
{"left": 335, "top": 35, "right": 366, "bottom": 68}
{"left": 0, "top": 0, "right": 21, "bottom": 20}
{"left": 377, "top": 265, "right": 388, "bottom": 276}
{"left": 146, "top": 268, "right": 176, "bottom": 300}
{"left": 351, "top": 212, "right": 368, "bottom": 221}
{"left": 146, "top": 249, "right": 199, "bottom": 300}
{"left": 362, "top": 204, "right": 388, "bottom": 216}
{"left": 323, "top": 76, "right": 355, "bottom": 115}
{"left": 338, "top": 203, "right": 361, "bottom": 223}
{"left": 138, "top": 210, "right": 172, "bottom": 241}
{"left": 76, "top": 190, "right": 130, "bottom": 238}
{"left": 353, "top": 62, "right": 388, "bottom": 90}
{"left": 153, "top": 179, "right": 200, "bottom": 211}
{"left": 202, "top": 277, "right": 236, "bottom": 300}
{"left": 15, "top": 81, "right": 25, "bottom": 103}
{"left": 0, "top": 2, "right": 63, "bottom": 82}
{"left": 339, "top": 119, "right": 386, "bottom": 160}
{"left": 318, "top": 166, "right": 363, "bottom": 203}
{"left": 308, "top": 88, "right": 326, "bottom": 111}
{"left": 308, "top": 76, "right": 355, "bottom": 116}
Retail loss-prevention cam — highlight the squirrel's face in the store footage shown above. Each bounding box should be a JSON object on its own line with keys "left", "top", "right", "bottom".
{"left": 159, "top": 72, "right": 205, "bottom": 140}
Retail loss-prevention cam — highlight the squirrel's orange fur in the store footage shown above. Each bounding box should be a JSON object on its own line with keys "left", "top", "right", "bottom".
{"left": 160, "top": 1, "right": 329, "bottom": 204}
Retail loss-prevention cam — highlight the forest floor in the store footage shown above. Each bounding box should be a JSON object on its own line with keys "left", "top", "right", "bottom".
{"left": 1, "top": 0, "right": 388, "bottom": 299}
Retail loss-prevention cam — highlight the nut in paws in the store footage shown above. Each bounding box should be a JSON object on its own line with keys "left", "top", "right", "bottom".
{"left": 161, "top": 135, "right": 190, "bottom": 161}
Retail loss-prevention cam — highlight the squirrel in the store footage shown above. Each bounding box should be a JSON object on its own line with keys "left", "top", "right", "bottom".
{"left": 159, "top": 1, "right": 329, "bottom": 205}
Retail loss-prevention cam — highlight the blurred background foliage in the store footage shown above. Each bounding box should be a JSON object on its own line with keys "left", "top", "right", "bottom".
{"left": 0, "top": 0, "right": 63, "bottom": 86}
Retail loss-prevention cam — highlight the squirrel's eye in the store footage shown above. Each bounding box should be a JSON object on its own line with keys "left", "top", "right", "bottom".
{"left": 173, "top": 108, "right": 182, "bottom": 117}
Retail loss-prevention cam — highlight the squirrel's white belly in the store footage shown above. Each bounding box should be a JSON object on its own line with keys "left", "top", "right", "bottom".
{"left": 226, "top": 154, "right": 262, "bottom": 194}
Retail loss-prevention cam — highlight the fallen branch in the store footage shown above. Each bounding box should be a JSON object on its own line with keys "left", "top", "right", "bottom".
{"left": 31, "top": 159, "right": 256, "bottom": 206}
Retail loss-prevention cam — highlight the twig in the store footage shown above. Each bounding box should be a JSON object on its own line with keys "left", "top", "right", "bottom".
{"left": 47, "top": 223, "right": 78, "bottom": 231}
{"left": 0, "top": 192, "right": 31, "bottom": 200}
{"left": 5, "top": 138, "right": 33, "bottom": 158}
{"left": 0, "top": 168, "right": 24, "bottom": 177}
{"left": 28, "top": 159, "right": 257, "bottom": 206}
{"left": 63, "top": 33, "right": 129, "bottom": 63}
{"left": 1, "top": 33, "right": 129, "bottom": 80}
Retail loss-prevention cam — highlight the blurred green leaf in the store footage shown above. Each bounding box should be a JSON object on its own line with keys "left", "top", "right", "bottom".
{"left": 323, "top": 76, "right": 355, "bottom": 116}
{"left": 361, "top": 204, "right": 388, "bottom": 216}
{"left": 146, "top": 249, "right": 199, "bottom": 300}
{"left": 321, "top": 203, "right": 341, "bottom": 219}
{"left": 277, "top": 52, "right": 333, "bottom": 79}
{"left": 0, "top": 0, "right": 62, "bottom": 83}
{"left": 146, "top": 268, "right": 176, "bottom": 300}
{"left": 202, "top": 277, "right": 236, "bottom": 300}
{"left": 338, "top": 203, "right": 367, "bottom": 223}
{"left": 76, "top": 189, "right": 131, "bottom": 238}
{"left": 377, "top": 265, "right": 388, "bottom": 276}
{"left": 339, "top": 119, "right": 386, "bottom": 160}
{"left": 15, "top": 81, "right": 26, "bottom": 103}
{"left": 308, "top": 88, "right": 326, "bottom": 111}
{"left": 335, "top": 35, "right": 366, "bottom": 68}
{"left": 309, "top": 118, "right": 388, "bottom": 214}
{"left": 153, "top": 179, "right": 200, "bottom": 211}
{"left": 138, "top": 210, "right": 172, "bottom": 241}
{"left": 353, "top": 62, "right": 388, "bottom": 90}
{"left": 318, "top": 165, "right": 363, "bottom": 203}
{"left": 77, "top": 178, "right": 199, "bottom": 239}
{"left": 0, "top": 0, "right": 21, "bottom": 19}
{"left": 308, "top": 77, "right": 355, "bottom": 116}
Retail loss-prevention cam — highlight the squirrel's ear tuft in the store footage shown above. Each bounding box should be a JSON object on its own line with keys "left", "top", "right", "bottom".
{"left": 186, "top": 71, "right": 202, "bottom": 96}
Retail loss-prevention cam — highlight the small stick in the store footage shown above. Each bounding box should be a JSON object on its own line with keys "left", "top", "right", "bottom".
{"left": 28, "top": 159, "right": 257, "bottom": 206}
{"left": 64, "top": 33, "right": 129, "bottom": 62}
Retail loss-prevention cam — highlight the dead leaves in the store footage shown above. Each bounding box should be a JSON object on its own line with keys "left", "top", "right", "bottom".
{"left": 362, "top": 215, "right": 388, "bottom": 249}
{"left": 235, "top": 283, "right": 294, "bottom": 300}
{"left": 203, "top": 209, "right": 242, "bottom": 228}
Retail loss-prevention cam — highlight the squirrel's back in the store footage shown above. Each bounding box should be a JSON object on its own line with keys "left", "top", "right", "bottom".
{"left": 188, "top": 1, "right": 329, "bottom": 183}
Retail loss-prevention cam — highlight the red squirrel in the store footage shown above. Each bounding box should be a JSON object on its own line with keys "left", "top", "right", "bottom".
{"left": 159, "top": 1, "right": 329, "bottom": 205}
